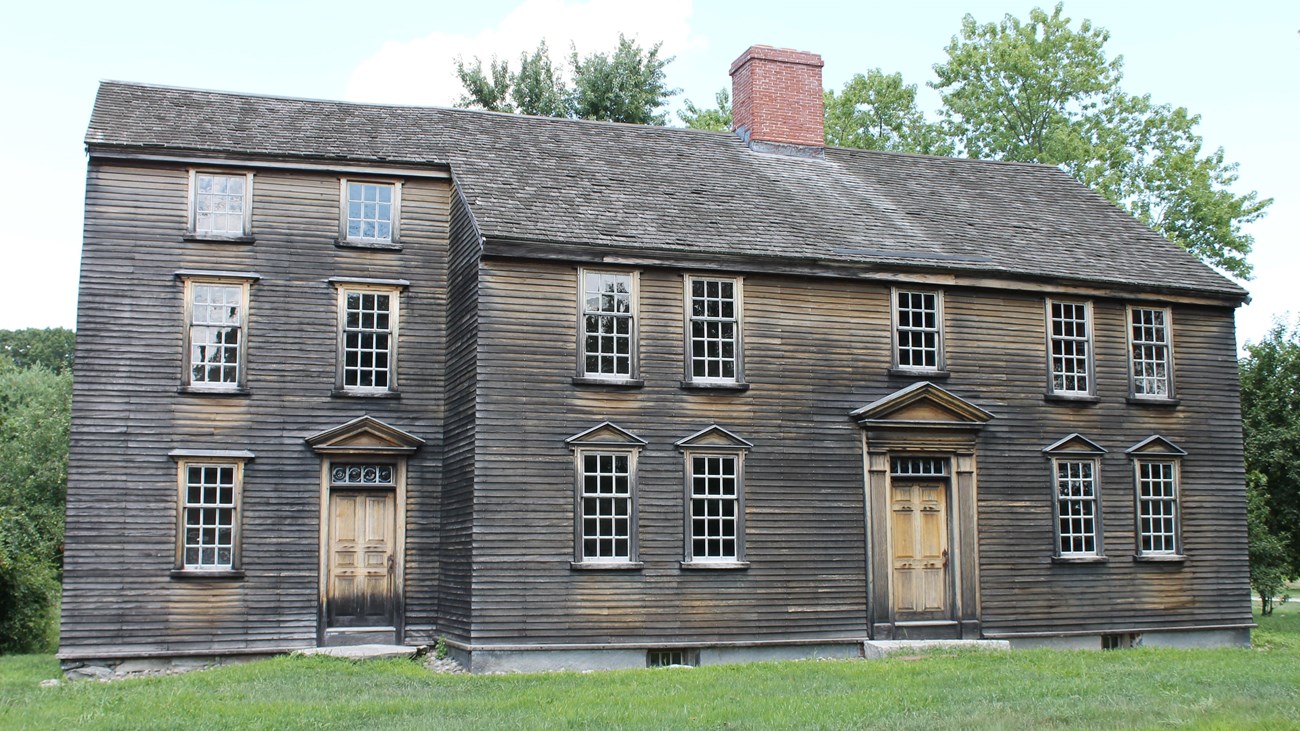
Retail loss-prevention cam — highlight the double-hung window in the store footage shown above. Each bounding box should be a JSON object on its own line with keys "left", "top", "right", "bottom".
{"left": 578, "top": 451, "right": 635, "bottom": 562}
{"left": 180, "top": 274, "right": 254, "bottom": 392}
{"left": 676, "top": 425, "right": 752, "bottom": 567}
{"left": 1047, "top": 300, "right": 1093, "bottom": 396}
{"left": 1129, "top": 307, "right": 1173, "bottom": 399}
{"left": 686, "top": 276, "right": 743, "bottom": 384}
{"left": 579, "top": 270, "right": 637, "bottom": 381}
{"left": 340, "top": 179, "right": 400, "bottom": 246}
{"left": 169, "top": 450, "right": 252, "bottom": 575}
{"left": 189, "top": 170, "right": 252, "bottom": 239}
{"left": 893, "top": 289, "right": 943, "bottom": 372}
{"left": 335, "top": 283, "right": 401, "bottom": 394}
{"left": 1135, "top": 460, "right": 1180, "bottom": 555}
{"left": 1053, "top": 458, "right": 1101, "bottom": 557}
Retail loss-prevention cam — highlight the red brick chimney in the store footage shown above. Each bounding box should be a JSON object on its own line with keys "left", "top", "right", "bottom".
{"left": 729, "top": 45, "right": 825, "bottom": 154}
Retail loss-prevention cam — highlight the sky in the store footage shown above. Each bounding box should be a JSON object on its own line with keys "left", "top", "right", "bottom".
{"left": 1, "top": 0, "right": 1295, "bottom": 349}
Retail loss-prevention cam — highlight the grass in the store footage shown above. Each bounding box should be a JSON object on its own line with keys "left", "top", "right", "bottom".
{"left": 2, "top": 608, "right": 1298, "bottom": 731}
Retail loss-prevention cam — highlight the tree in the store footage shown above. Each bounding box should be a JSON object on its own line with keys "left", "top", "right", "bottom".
{"left": 1247, "top": 472, "right": 1292, "bottom": 615}
{"left": 455, "top": 35, "right": 677, "bottom": 125}
{"left": 0, "top": 354, "right": 72, "bottom": 653}
{"left": 823, "top": 70, "right": 951, "bottom": 155}
{"left": 1241, "top": 321, "right": 1300, "bottom": 579}
{"left": 931, "top": 3, "right": 1270, "bottom": 278}
{"left": 0, "top": 328, "right": 75, "bottom": 374}
{"left": 678, "top": 88, "right": 731, "bottom": 131}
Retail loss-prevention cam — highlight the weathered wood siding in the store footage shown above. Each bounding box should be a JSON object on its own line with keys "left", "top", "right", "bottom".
{"left": 62, "top": 159, "right": 450, "bottom": 658}
{"left": 469, "top": 259, "right": 1250, "bottom": 645}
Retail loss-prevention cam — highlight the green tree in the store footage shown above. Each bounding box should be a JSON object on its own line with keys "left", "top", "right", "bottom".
{"left": 0, "top": 328, "right": 75, "bottom": 374}
{"left": 1241, "top": 321, "right": 1300, "bottom": 579}
{"left": 1247, "top": 472, "right": 1292, "bottom": 615}
{"left": 0, "top": 355, "right": 72, "bottom": 653}
{"left": 455, "top": 35, "right": 677, "bottom": 125}
{"left": 678, "top": 88, "right": 731, "bottom": 131}
{"left": 824, "top": 70, "right": 951, "bottom": 155}
{"left": 931, "top": 3, "right": 1269, "bottom": 278}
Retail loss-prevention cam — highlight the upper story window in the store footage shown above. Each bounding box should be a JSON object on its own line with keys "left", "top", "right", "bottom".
{"left": 1129, "top": 306, "right": 1173, "bottom": 399}
{"left": 178, "top": 272, "right": 257, "bottom": 393}
{"left": 686, "top": 276, "right": 742, "bottom": 384}
{"left": 1047, "top": 300, "right": 1093, "bottom": 396}
{"left": 340, "top": 180, "right": 400, "bottom": 246}
{"left": 189, "top": 171, "right": 252, "bottom": 239}
{"left": 337, "top": 284, "right": 400, "bottom": 394}
{"left": 579, "top": 270, "right": 637, "bottom": 381}
{"left": 894, "top": 289, "right": 943, "bottom": 372}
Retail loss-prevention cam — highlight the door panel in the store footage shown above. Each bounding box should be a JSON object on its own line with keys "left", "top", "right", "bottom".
{"left": 327, "top": 491, "right": 396, "bottom": 628}
{"left": 891, "top": 480, "right": 950, "bottom": 620}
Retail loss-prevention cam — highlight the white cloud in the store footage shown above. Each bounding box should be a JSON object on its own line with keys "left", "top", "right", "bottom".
{"left": 344, "top": 0, "right": 701, "bottom": 107}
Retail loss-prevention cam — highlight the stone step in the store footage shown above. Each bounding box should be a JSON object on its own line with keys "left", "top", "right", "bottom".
{"left": 863, "top": 639, "right": 1010, "bottom": 660}
{"left": 295, "top": 644, "right": 425, "bottom": 661}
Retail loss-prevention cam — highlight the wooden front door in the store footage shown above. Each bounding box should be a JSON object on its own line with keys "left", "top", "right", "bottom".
{"left": 890, "top": 479, "right": 950, "bottom": 620}
{"left": 327, "top": 490, "right": 396, "bottom": 628}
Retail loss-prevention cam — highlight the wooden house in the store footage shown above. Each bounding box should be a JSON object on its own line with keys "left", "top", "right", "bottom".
{"left": 61, "top": 45, "right": 1253, "bottom": 673}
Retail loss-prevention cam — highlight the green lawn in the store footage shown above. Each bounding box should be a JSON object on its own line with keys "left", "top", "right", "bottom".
{"left": 4, "top": 608, "right": 1299, "bottom": 731}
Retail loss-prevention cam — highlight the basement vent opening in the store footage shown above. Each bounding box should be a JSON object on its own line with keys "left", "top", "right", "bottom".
{"left": 647, "top": 649, "right": 699, "bottom": 667}
{"left": 1101, "top": 633, "right": 1139, "bottom": 650}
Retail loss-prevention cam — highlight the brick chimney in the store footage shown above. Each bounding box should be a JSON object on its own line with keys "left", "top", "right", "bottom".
{"left": 729, "top": 45, "right": 825, "bottom": 155}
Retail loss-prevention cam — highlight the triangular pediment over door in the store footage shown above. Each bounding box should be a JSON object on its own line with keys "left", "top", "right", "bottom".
{"left": 305, "top": 415, "right": 426, "bottom": 455}
{"left": 850, "top": 381, "right": 994, "bottom": 430}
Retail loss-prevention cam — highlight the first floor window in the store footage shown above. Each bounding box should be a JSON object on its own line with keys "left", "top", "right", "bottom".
{"left": 1130, "top": 307, "right": 1172, "bottom": 398}
{"left": 1054, "top": 458, "right": 1100, "bottom": 556}
{"left": 580, "top": 270, "right": 636, "bottom": 378}
{"left": 687, "top": 454, "right": 742, "bottom": 561}
{"left": 1048, "top": 300, "right": 1092, "bottom": 395}
{"left": 895, "top": 290, "right": 942, "bottom": 370}
{"left": 1136, "top": 460, "right": 1180, "bottom": 554}
{"left": 191, "top": 171, "right": 251, "bottom": 238}
{"left": 687, "top": 277, "right": 740, "bottom": 382}
{"left": 579, "top": 451, "right": 634, "bottom": 561}
{"left": 180, "top": 462, "right": 240, "bottom": 570}
{"left": 185, "top": 279, "right": 247, "bottom": 388}
{"left": 339, "top": 287, "right": 398, "bottom": 391}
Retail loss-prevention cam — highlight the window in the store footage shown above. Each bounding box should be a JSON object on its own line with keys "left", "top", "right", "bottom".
{"left": 578, "top": 451, "right": 636, "bottom": 562}
{"left": 1135, "top": 460, "right": 1180, "bottom": 555}
{"left": 1047, "top": 300, "right": 1093, "bottom": 396}
{"left": 1053, "top": 458, "right": 1101, "bottom": 557}
{"left": 1129, "top": 307, "right": 1173, "bottom": 398}
{"left": 579, "top": 270, "right": 637, "bottom": 380}
{"left": 181, "top": 276, "right": 251, "bottom": 392}
{"left": 687, "top": 454, "right": 742, "bottom": 562}
{"left": 340, "top": 180, "right": 400, "bottom": 245}
{"left": 686, "top": 276, "right": 742, "bottom": 383}
{"left": 337, "top": 285, "right": 400, "bottom": 393}
{"left": 178, "top": 460, "right": 242, "bottom": 571}
{"left": 894, "top": 290, "right": 943, "bottom": 371}
{"left": 189, "top": 171, "right": 252, "bottom": 239}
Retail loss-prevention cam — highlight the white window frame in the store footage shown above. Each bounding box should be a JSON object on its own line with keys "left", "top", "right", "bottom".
{"left": 339, "top": 178, "right": 401, "bottom": 246}
{"left": 683, "top": 451, "right": 746, "bottom": 564}
{"left": 335, "top": 283, "right": 401, "bottom": 394}
{"left": 1046, "top": 299, "right": 1095, "bottom": 397}
{"left": 188, "top": 169, "right": 253, "bottom": 240}
{"left": 1051, "top": 457, "right": 1103, "bottom": 558}
{"left": 1127, "top": 306, "right": 1175, "bottom": 400}
{"left": 174, "top": 456, "right": 246, "bottom": 573}
{"left": 577, "top": 268, "right": 639, "bottom": 382}
{"left": 180, "top": 275, "right": 252, "bottom": 392}
{"left": 684, "top": 275, "right": 744, "bottom": 384}
{"left": 1134, "top": 458, "right": 1182, "bottom": 557}
{"left": 573, "top": 448, "right": 639, "bottom": 565}
{"left": 892, "top": 288, "right": 945, "bottom": 372}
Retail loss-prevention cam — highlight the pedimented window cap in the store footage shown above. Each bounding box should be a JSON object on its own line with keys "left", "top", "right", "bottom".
{"left": 1125, "top": 435, "right": 1187, "bottom": 456}
{"left": 565, "top": 421, "right": 647, "bottom": 448}
{"left": 675, "top": 424, "right": 753, "bottom": 451}
{"left": 1042, "top": 433, "right": 1107, "bottom": 455}
{"left": 305, "top": 415, "right": 425, "bottom": 454}
{"left": 851, "top": 381, "right": 994, "bottom": 428}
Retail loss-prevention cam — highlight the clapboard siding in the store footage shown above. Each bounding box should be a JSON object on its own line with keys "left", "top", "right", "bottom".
{"left": 62, "top": 160, "right": 451, "bottom": 658}
{"left": 468, "top": 260, "right": 1249, "bottom": 645}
